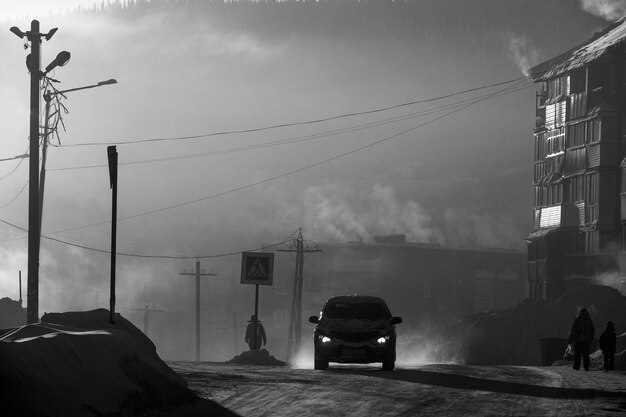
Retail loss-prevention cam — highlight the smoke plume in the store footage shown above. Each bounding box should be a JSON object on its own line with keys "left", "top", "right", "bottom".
{"left": 507, "top": 33, "right": 540, "bottom": 76}
{"left": 580, "top": 0, "right": 626, "bottom": 21}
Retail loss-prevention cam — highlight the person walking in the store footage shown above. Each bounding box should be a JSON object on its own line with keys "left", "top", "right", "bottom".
{"left": 245, "top": 315, "right": 267, "bottom": 351}
{"left": 568, "top": 308, "right": 595, "bottom": 371}
{"left": 599, "top": 321, "right": 617, "bottom": 372}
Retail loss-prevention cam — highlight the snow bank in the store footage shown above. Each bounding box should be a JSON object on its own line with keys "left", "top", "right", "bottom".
{"left": 436, "top": 285, "right": 626, "bottom": 367}
{"left": 227, "top": 348, "right": 287, "bottom": 366}
{"left": 0, "top": 309, "right": 195, "bottom": 417}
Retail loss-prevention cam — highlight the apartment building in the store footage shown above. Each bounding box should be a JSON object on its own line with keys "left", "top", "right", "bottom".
{"left": 526, "top": 18, "right": 626, "bottom": 299}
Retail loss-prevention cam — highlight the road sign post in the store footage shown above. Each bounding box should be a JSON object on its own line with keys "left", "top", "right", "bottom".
{"left": 241, "top": 252, "right": 274, "bottom": 349}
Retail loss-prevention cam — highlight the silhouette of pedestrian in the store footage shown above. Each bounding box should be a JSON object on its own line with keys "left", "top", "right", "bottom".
{"left": 568, "top": 308, "right": 595, "bottom": 371}
{"left": 245, "top": 315, "right": 266, "bottom": 351}
{"left": 599, "top": 321, "right": 617, "bottom": 372}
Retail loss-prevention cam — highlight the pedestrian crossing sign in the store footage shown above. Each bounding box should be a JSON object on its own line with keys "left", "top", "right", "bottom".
{"left": 241, "top": 252, "right": 274, "bottom": 285}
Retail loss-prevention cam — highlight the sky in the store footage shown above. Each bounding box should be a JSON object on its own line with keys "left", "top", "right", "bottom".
{"left": 0, "top": 0, "right": 622, "bottom": 358}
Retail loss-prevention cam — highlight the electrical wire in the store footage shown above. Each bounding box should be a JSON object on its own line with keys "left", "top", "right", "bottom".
{"left": 48, "top": 82, "right": 531, "bottom": 172}
{"left": 0, "top": 180, "right": 29, "bottom": 209}
{"left": 59, "top": 76, "right": 527, "bottom": 148}
{"left": 44, "top": 79, "right": 530, "bottom": 236}
{"left": 0, "top": 79, "right": 529, "bottom": 258}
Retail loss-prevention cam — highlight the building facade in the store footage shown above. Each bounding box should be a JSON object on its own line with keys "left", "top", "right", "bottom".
{"left": 527, "top": 18, "right": 626, "bottom": 299}
{"left": 270, "top": 236, "right": 527, "bottom": 332}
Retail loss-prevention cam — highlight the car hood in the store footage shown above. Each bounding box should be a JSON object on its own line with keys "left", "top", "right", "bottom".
{"left": 318, "top": 318, "right": 390, "bottom": 332}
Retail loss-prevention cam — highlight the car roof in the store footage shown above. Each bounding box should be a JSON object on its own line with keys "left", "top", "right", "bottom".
{"left": 326, "top": 295, "right": 386, "bottom": 304}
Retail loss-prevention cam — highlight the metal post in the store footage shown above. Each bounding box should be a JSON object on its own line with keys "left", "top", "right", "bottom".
{"left": 107, "top": 146, "right": 118, "bottom": 324}
{"left": 254, "top": 284, "right": 259, "bottom": 350}
{"left": 195, "top": 259, "right": 201, "bottom": 361}
{"left": 38, "top": 95, "right": 52, "bottom": 246}
{"left": 26, "top": 20, "right": 41, "bottom": 325}
{"left": 19, "top": 270, "right": 22, "bottom": 306}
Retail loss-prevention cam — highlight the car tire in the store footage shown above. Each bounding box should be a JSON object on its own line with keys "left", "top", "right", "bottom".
{"left": 382, "top": 356, "right": 395, "bottom": 371}
{"left": 314, "top": 352, "right": 328, "bottom": 370}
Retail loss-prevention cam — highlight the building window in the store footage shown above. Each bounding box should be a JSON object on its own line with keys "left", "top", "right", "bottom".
{"left": 546, "top": 102, "right": 567, "bottom": 130}
{"left": 586, "top": 230, "right": 599, "bottom": 253}
{"left": 548, "top": 75, "right": 570, "bottom": 99}
{"left": 586, "top": 173, "right": 599, "bottom": 205}
{"left": 589, "top": 119, "right": 601, "bottom": 143}
{"left": 567, "top": 121, "right": 587, "bottom": 148}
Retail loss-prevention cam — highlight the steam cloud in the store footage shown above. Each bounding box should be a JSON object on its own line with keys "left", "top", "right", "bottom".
{"left": 507, "top": 33, "right": 540, "bottom": 76}
{"left": 580, "top": 0, "right": 626, "bottom": 21}
{"left": 301, "top": 183, "right": 443, "bottom": 244}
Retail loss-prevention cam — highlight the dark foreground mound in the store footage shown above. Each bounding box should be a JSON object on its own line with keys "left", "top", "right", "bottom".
{"left": 227, "top": 349, "right": 287, "bottom": 366}
{"left": 0, "top": 309, "right": 199, "bottom": 416}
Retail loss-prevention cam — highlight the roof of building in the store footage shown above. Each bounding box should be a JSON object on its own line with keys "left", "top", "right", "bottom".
{"left": 528, "top": 16, "right": 626, "bottom": 82}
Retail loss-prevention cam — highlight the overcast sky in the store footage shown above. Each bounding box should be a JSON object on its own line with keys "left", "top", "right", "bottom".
{"left": 0, "top": 0, "right": 619, "bottom": 319}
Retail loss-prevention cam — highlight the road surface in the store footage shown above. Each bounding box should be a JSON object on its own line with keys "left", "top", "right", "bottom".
{"left": 166, "top": 361, "right": 626, "bottom": 416}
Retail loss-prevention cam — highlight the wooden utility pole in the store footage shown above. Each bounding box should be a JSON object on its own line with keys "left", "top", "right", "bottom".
{"left": 278, "top": 229, "right": 321, "bottom": 363}
{"left": 130, "top": 305, "right": 164, "bottom": 337}
{"left": 179, "top": 258, "right": 217, "bottom": 361}
{"left": 26, "top": 20, "right": 41, "bottom": 325}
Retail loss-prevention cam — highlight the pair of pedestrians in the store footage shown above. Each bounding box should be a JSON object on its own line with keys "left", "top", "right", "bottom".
{"left": 568, "top": 308, "right": 617, "bottom": 372}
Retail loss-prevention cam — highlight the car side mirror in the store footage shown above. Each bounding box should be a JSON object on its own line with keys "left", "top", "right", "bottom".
{"left": 391, "top": 317, "right": 402, "bottom": 325}
{"left": 308, "top": 315, "right": 319, "bottom": 324}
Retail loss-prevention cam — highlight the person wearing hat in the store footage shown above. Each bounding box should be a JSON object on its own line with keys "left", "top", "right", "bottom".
{"left": 599, "top": 321, "right": 617, "bottom": 372}
{"left": 245, "top": 314, "right": 267, "bottom": 351}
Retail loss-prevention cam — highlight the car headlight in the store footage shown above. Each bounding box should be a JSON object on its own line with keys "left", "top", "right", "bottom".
{"left": 319, "top": 335, "right": 331, "bottom": 343}
{"left": 377, "top": 335, "right": 390, "bottom": 344}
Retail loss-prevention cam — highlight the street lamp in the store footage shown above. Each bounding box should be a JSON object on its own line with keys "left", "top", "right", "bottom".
{"left": 39, "top": 79, "right": 118, "bottom": 251}
{"left": 9, "top": 19, "right": 114, "bottom": 324}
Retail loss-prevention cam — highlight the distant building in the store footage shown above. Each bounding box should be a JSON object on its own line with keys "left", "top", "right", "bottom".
{"left": 526, "top": 17, "right": 626, "bottom": 299}
{"left": 270, "top": 235, "right": 527, "bottom": 330}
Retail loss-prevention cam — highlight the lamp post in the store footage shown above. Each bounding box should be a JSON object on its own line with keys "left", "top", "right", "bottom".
{"left": 10, "top": 21, "right": 115, "bottom": 324}
{"left": 39, "top": 79, "right": 118, "bottom": 243}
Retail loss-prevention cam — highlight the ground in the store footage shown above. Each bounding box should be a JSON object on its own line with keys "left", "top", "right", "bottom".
{"left": 166, "top": 361, "right": 626, "bottom": 417}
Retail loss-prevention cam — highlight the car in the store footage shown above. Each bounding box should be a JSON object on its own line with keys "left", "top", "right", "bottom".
{"left": 308, "top": 295, "right": 402, "bottom": 371}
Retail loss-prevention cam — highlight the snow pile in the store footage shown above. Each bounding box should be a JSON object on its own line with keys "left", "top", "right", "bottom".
{"left": 227, "top": 349, "right": 287, "bottom": 366}
{"left": 0, "top": 309, "right": 196, "bottom": 417}
{"left": 436, "top": 285, "right": 626, "bottom": 367}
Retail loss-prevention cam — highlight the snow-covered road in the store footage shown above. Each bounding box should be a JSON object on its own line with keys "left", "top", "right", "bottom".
{"left": 167, "top": 362, "right": 626, "bottom": 416}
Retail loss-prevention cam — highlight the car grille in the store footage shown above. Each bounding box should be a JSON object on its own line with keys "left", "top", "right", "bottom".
{"left": 329, "top": 330, "right": 379, "bottom": 343}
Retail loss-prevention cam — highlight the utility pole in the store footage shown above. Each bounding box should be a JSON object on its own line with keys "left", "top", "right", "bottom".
{"left": 130, "top": 305, "right": 164, "bottom": 337}
{"left": 11, "top": 21, "right": 70, "bottom": 324}
{"left": 26, "top": 20, "right": 41, "bottom": 325}
{"left": 179, "top": 258, "right": 217, "bottom": 362}
{"left": 278, "top": 229, "right": 321, "bottom": 363}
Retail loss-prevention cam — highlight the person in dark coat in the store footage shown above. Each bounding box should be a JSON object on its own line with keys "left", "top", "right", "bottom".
{"left": 245, "top": 315, "right": 267, "bottom": 351}
{"left": 598, "top": 321, "right": 617, "bottom": 372}
{"left": 568, "top": 308, "right": 595, "bottom": 371}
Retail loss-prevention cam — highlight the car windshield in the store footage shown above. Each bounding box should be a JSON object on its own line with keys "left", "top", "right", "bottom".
{"left": 325, "top": 302, "right": 386, "bottom": 320}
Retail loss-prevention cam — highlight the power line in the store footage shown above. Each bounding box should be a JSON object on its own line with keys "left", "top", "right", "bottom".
{"left": 48, "top": 82, "right": 531, "bottom": 173}
{"left": 40, "top": 80, "right": 530, "bottom": 237}
{"left": 0, "top": 216, "right": 295, "bottom": 259}
{"left": 59, "top": 76, "right": 527, "bottom": 148}
{"left": 0, "top": 81, "right": 527, "bottom": 257}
